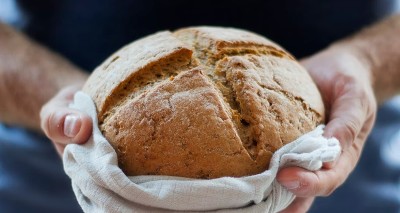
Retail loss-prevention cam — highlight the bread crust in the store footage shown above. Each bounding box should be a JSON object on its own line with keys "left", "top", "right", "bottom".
{"left": 83, "top": 27, "right": 325, "bottom": 179}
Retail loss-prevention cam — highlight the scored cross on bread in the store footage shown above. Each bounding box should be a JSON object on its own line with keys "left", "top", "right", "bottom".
{"left": 83, "top": 26, "right": 325, "bottom": 179}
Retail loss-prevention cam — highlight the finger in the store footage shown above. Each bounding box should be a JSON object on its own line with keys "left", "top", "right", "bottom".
{"left": 277, "top": 150, "right": 354, "bottom": 197}
{"left": 324, "top": 89, "right": 367, "bottom": 150}
{"left": 41, "top": 107, "right": 92, "bottom": 145}
{"left": 277, "top": 167, "right": 341, "bottom": 197}
{"left": 40, "top": 85, "right": 92, "bottom": 146}
{"left": 279, "top": 197, "right": 315, "bottom": 213}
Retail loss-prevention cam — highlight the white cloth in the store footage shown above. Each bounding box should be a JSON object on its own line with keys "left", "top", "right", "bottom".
{"left": 64, "top": 92, "right": 341, "bottom": 213}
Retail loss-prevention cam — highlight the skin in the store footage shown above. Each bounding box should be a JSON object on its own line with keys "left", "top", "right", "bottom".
{"left": 279, "top": 14, "right": 400, "bottom": 212}
{"left": 40, "top": 85, "right": 92, "bottom": 155}
{"left": 1, "top": 14, "right": 400, "bottom": 212}
{"left": 278, "top": 45, "right": 377, "bottom": 212}
{"left": 0, "top": 22, "right": 89, "bottom": 131}
{"left": 0, "top": 22, "right": 92, "bottom": 154}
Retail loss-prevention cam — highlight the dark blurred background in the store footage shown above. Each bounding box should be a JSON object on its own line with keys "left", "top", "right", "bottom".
{"left": 0, "top": 0, "right": 399, "bottom": 212}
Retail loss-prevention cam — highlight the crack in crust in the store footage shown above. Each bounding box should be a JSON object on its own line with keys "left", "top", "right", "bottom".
{"left": 226, "top": 55, "right": 322, "bottom": 158}
{"left": 174, "top": 29, "right": 322, "bottom": 161}
{"left": 84, "top": 27, "right": 325, "bottom": 178}
{"left": 99, "top": 48, "right": 197, "bottom": 128}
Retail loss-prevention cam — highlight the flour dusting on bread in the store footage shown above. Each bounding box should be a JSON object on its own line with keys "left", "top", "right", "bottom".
{"left": 83, "top": 26, "right": 324, "bottom": 179}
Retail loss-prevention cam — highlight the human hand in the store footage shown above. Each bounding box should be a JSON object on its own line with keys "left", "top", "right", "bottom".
{"left": 40, "top": 85, "right": 93, "bottom": 156}
{"left": 277, "top": 45, "right": 377, "bottom": 213}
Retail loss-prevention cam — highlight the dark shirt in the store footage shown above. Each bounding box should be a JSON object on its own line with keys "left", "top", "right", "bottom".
{"left": 0, "top": 0, "right": 399, "bottom": 212}
{"left": 18, "top": 0, "right": 394, "bottom": 70}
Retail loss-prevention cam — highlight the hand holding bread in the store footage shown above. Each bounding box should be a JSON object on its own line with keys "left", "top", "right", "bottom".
{"left": 40, "top": 85, "right": 92, "bottom": 155}
{"left": 40, "top": 26, "right": 376, "bottom": 213}
{"left": 278, "top": 45, "right": 376, "bottom": 213}
{"left": 82, "top": 27, "right": 325, "bottom": 178}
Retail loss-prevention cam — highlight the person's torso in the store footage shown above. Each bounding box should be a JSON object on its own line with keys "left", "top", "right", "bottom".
{"left": 16, "top": 0, "right": 397, "bottom": 70}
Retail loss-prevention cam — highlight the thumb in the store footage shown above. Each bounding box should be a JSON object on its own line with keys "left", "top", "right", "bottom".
{"left": 41, "top": 107, "right": 92, "bottom": 145}
{"left": 40, "top": 86, "right": 92, "bottom": 155}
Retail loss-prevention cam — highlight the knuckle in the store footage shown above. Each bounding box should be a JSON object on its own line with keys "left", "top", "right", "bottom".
{"left": 44, "top": 111, "right": 59, "bottom": 138}
{"left": 333, "top": 73, "right": 357, "bottom": 96}
{"left": 321, "top": 184, "right": 337, "bottom": 197}
{"left": 334, "top": 117, "right": 359, "bottom": 146}
{"left": 40, "top": 109, "right": 53, "bottom": 136}
{"left": 359, "top": 90, "right": 376, "bottom": 114}
{"left": 44, "top": 110, "right": 66, "bottom": 141}
{"left": 298, "top": 175, "right": 320, "bottom": 197}
{"left": 311, "top": 176, "right": 322, "bottom": 196}
{"left": 311, "top": 172, "right": 340, "bottom": 197}
{"left": 366, "top": 95, "right": 377, "bottom": 118}
{"left": 343, "top": 119, "right": 358, "bottom": 142}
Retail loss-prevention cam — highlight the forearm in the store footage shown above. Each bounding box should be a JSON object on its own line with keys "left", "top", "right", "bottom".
{"left": 331, "top": 14, "right": 400, "bottom": 104}
{"left": 0, "top": 22, "right": 88, "bottom": 131}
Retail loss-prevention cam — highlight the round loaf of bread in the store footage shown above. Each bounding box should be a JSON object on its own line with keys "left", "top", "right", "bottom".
{"left": 82, "top": 26, "right": 325, "bottom": 179}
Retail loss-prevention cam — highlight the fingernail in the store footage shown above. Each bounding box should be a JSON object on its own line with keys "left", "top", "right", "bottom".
{"left": 282, "top": 180, "right": 300, "bottom": 190}
{"left": 64, "top": 114, "right": 81, "bottom": 138}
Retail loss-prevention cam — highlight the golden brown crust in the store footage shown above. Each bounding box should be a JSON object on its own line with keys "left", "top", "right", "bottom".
{"left": 83, "top": 26, "right": 325, "bottom": 179}
{"left": 82, "top": 31, "right": 194, "bottom": 121}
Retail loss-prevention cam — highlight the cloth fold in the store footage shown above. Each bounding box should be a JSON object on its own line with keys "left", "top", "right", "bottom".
{"left": 63, "top": 91, "right": 341, "bottom": 213}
